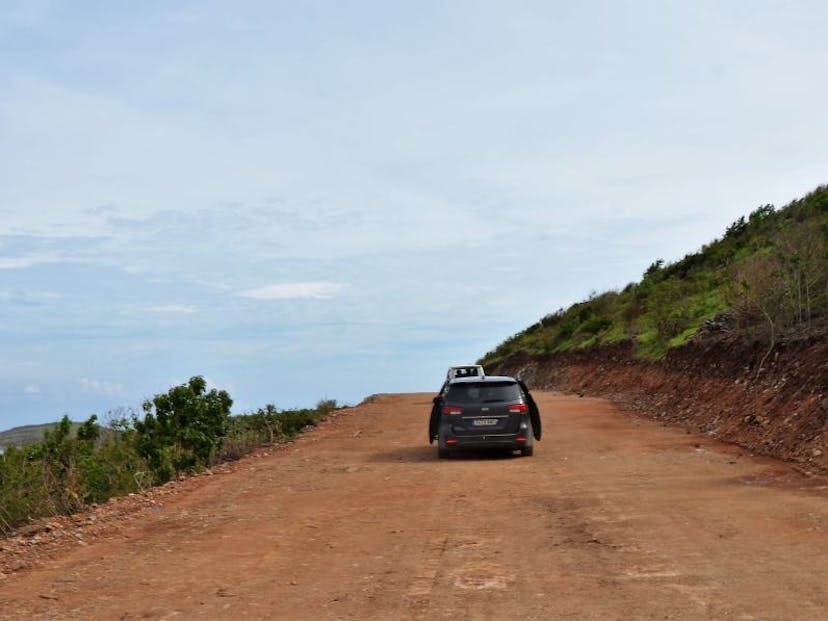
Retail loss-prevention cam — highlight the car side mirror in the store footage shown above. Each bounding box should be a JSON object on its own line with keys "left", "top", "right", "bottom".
{"left": 433, "top": 396, "right": 440, "bottom": 405}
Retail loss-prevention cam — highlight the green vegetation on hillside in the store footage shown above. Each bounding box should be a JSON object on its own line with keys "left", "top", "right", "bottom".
{"left": 0, "top": 377, "right": 340, "bottom": 536}
{"left": 481, "top": 185, "right": 828, "bottom": 366}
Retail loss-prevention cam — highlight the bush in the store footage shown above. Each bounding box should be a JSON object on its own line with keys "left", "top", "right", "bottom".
{"left": 133, "top": 376, "right": 233, "bottom": 482}
{"left": 0, "top": 445, "right": 55, "bottom": 534}
{"left": 0, "top": 413, "right": 145, "bottom": 534}
{"left": 217, "top": 401, "right": 338, "bottom": 462}
{"left": 0, "top": 378, "right": 340, "bottom": 536}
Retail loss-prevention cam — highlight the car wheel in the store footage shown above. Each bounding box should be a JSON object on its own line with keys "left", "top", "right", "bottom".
{"left": 438, "top": 446, "right": 451, "bottom": 459}
{"left": 520, "top": 445, "right": 534, "bottom": 457}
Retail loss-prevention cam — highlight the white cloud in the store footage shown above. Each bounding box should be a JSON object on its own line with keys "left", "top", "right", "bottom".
{"left": 24, "top": 385, "right": 40, "bottom": 394}
{"left": 145, "top": 304, "right": 197, "bottom": 314}
{"left": 4, "top": 2, "right": 828, "bottom": 429}
{"left": 80, "top": 378, "right": 125, "bottom": 396}
{"left": 238, "top": 282, "right": 345, "bottom": 300}
{"left": 0, "top": 252, "right": 65, "bottom": 269}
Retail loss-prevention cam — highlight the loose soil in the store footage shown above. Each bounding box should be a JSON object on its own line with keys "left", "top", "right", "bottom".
{"left": 2, "top": 392, "right": 828, "bottom": 619}
{"left": 491, "top": 331, "right": 828, "bottom": 471}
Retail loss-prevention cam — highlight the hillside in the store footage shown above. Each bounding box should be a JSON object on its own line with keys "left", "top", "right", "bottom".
{"left": 481, "top": 184, "right": 828, "bottom": 366}
{"left": 482, "top": 184, "right": 828, "bottom": 470}
{"left": 0, "top": 422, "right": 82, "bottom": 451}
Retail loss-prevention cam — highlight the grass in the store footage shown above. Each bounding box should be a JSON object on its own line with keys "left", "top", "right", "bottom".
{"left": 480, "top": 184, "right": 828, "bottom": 366}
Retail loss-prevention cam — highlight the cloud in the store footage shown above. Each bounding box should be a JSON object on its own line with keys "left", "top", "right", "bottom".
{"left": 24, "top": 385, "right": 41, "bottom": 395}
{"left": 83, "top": 203, "right": 119, "bottom": 216}
{"left": 80, "top": 378, "right": 125, "bottom": 396}
{"left": 0, "top": 252, "right": 65, "bottom": 269}
{"left": 238, "top": 282, "right": 346, "bottom": 300}
{"left": 145, "top": 304, "right": 197, "bottom": 314}
{"left": 0, "top": 289, "right": 60, "bottom": 305}
{"left": 3, "top": 1, "right": 828, "bottom": 430}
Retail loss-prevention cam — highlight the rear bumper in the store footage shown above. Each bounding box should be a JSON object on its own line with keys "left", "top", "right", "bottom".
{"left": 438, "top": 416, "right": 534, "bottom": 452}
{"left": 444, "top": 433, "right": 530, "bottom": 451}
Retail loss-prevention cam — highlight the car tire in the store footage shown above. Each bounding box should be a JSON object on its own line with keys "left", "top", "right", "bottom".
{"left": 520, "top": 445, "right": 534, "bottom": 457}
{"left": 438, "top": 446, "right": 451, "bottom": 459}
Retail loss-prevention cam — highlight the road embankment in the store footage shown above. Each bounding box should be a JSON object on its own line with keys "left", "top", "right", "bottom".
{"left": 489, "top": 332, "right": 828, "bottom": 472}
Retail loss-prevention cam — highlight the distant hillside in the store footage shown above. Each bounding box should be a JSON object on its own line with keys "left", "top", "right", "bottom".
{"left": 481, "top": 184, "right": 828, "bottom": 366}
{"left": 0, "top": 422, "right": 82, "bottom": 451}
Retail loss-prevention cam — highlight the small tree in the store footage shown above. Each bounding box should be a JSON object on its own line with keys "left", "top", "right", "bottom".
{"left": 775, "top": 222, "right": 827, "bottom": 326}
{"left": 643, "top": 259, "right": 665, "bottom": 281}
{"left": 134, "top": 376, "right": 233, "bottom": 482}
{"left": 730, "top": 253, "right": 790, "bottom": 376}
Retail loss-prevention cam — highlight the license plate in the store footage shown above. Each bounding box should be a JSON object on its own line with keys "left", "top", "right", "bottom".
{"left": 473, "top": 418, "right": 498, "bottom": 426}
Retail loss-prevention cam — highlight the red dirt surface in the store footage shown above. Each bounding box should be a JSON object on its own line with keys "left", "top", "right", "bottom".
{"left": 2, "top": 392, "right": 828, "bottom": 619}
{"left": 492, "top": 331, "right": 828, "bottom": 472}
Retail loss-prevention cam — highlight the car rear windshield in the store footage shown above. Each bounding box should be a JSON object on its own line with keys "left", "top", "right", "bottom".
{"left": 445, "top": 382, "right": 520, "bottom": 404}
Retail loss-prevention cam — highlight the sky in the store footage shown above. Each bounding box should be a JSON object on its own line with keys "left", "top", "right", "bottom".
{"left": 2, "top": 1, "right": 828, "bottom": 428}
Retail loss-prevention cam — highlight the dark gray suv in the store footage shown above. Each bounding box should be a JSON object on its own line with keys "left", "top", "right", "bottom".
{"left": 429, "top": 375, "right": 541, "bottom": 458}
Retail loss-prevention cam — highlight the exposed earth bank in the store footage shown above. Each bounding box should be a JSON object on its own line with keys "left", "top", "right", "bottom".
{"left": 488, "top": 330, "right": 828, "bottom": 472}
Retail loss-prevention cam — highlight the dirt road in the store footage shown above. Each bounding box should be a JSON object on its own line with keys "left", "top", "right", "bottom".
{"left": 3, "top": 392, "right": 828, "bottom": 620}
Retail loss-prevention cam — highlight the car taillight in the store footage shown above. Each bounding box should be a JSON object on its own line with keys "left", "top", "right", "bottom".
{"left": 508, "top": 403, "right": 528, "bottom": 413}
{"left": 442, "top": 405, "right": 463, "bottom": 415}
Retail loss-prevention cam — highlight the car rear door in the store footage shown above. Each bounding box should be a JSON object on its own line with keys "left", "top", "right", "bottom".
{"left": 429, "top": 396, "right": 441, "bottom": 443}
{"left": 517, "top": 379, "right": 542, "bottom": 440}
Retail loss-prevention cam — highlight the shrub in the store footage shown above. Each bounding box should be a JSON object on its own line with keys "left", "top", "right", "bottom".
{"left": 0, "top": 382, "right": 340, "bottom": 536}
{"left": 0, "top": 413, "right": 145, "bottom": 534}
{"left": 217, "top": 402, "right": 336, "bottom": 462}
{"left": 133, "top": 376, "right": 233, "bottom": 482}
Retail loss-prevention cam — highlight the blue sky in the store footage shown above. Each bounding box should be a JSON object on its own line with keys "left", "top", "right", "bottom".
{"left": 2, "top": 1, "right": 828, "bottom": 428}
